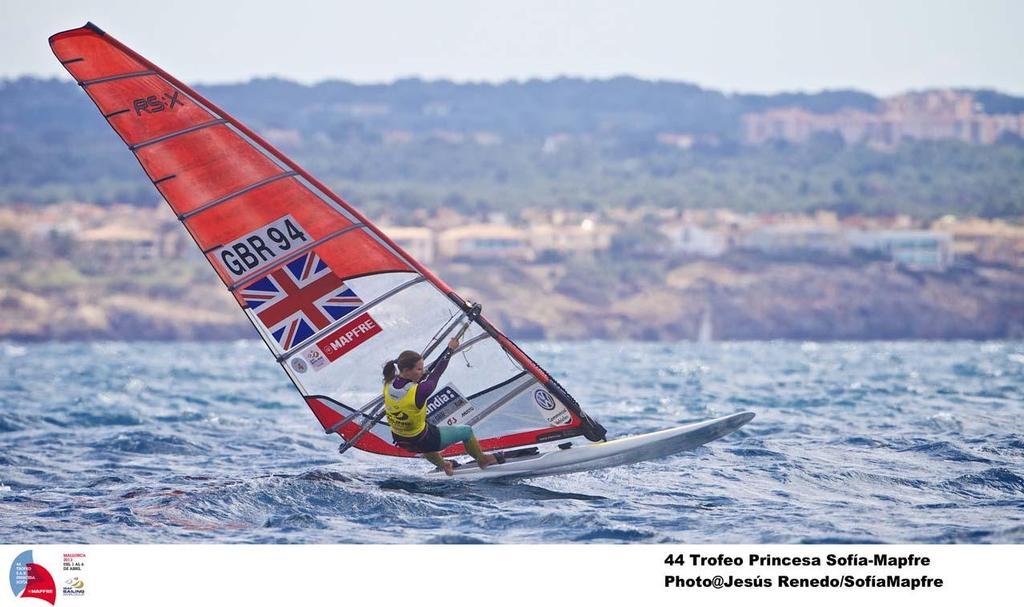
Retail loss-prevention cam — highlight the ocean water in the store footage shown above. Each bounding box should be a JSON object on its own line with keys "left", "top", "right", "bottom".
{"left": 1, "top": 340, "right": 1022, "bottom": 544}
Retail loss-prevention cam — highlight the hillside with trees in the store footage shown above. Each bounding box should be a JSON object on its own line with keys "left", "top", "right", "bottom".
{"left": 1, "top": 76, "right": 1022, "bottom": 218}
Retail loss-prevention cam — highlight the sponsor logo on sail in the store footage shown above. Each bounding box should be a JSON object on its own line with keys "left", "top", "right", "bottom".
{"left": 426, "top": 385, "right": 465, "bottom": 417}
{"left": 534, "top": 389, "right": 557, "bottom": 411}
{"left": 315, "top": 312, "right": 382, "bottom": 363}
{"left": 426, "top": 384, "right": 475, "bottom": 426}
{"left": 534, "top": 389, "right": 572, "bottom": 426}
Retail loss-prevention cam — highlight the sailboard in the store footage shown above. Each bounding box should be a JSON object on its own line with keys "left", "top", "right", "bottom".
{"left": 49, "top": 23, "right": 752, "bottom": 479}
{"left": 433, "top": 411, "right": 755, "bottom": 480}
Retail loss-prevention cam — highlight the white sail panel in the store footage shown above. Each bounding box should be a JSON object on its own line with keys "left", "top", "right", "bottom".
{"left": 288, "top": 281, "right": 522, "bottom": 407}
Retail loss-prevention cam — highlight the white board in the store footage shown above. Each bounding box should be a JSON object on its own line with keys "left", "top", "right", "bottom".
{"left": 428, "top": 411, "right": 755, "bottom": 481}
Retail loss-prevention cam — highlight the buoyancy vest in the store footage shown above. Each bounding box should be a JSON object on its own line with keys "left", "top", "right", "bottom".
{"left": 383, "top": 380, "right": 426, "bottom": 438}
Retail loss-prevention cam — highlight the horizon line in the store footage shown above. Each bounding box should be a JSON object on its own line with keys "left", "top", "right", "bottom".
{"left": 4, "top": 71, "right": 1023, "bottom": 100}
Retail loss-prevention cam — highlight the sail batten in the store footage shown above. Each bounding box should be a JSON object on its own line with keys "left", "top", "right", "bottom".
{"left": 50, "top": 22, "right": 607, "bottom": 458}
{"left": 179, "top": 171, "right": 299, "bottom": 220}
{"left": 79, "top": 69, "right": 156, "bottom": 86}
{"left": 129, "top": 119, "right": 229, "bottom": 150}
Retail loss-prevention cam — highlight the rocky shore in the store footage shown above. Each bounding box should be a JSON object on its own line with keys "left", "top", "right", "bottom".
{"left": 448, "top": 256, "right": 1024, "bottom": 341}
{"left": 2, "top": 254, "right": 1021, "bottom": 342}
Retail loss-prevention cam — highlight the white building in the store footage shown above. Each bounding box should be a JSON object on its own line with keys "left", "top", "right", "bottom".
{"left": 529, "top": 219, "right": 615, "bottom": 256}
{"left": 437, "top": 225, "right": 533, "bottom": 261}
{"left": 382, "top": 226, "right": 435, "bottom": 264}
{"left": 659, "top": 223, "right": 728, "bottom": 257}
{"left": 740, "top": 225, "right": 849, "bottom": 256}
{"left": 76, "top": 224, "right": 159, "bottom": 263}
{"left": 849, "top": 230, "right": 954, "bottom": 269}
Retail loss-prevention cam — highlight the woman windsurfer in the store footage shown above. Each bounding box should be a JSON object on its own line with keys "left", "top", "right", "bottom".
{"left": 383, "top": 337, "right": 500, "bottom": 475}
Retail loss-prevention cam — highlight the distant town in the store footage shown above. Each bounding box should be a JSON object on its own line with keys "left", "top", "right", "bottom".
{"left": 5, "top": 201, "right": 1024, "bottom": 273}
{"left": 743, "top": 90, "right": 1024, "bottom": 148}
{"left": 381, "top": 206, "right": 1022, "bottom": 272}
{"left": 2, "top": 79, "right": 1023, "bottom": 341}
{"left": 1, "top": 201, "right": 1021, "bottom": 341}
{"left": 269, "top": 90, "right": 1024, "bottom": 152}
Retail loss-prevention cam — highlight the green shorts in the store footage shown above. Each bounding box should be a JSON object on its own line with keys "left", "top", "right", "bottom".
{"left": 437, "top": 424, "right": 474, "bottom": 451}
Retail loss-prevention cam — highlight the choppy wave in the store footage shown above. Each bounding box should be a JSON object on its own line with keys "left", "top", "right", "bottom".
{"left": 1, "top": 340, "right": 1022, "bottom": 543}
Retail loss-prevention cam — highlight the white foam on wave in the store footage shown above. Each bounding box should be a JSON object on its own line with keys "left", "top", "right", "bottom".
{"left": 2, "top": 344, "right": 27, "bottom": 358}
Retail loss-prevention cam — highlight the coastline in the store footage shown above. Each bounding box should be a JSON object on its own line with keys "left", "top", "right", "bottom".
{"left": 4, "top": 254, "right": 1021, "bottom": 342}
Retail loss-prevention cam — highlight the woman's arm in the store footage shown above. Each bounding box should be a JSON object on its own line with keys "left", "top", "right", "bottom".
{"left": 414, "top": 347, "right": 454, "bottom": 408}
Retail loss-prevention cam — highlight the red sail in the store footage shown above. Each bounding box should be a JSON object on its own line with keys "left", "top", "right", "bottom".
{"left": 50, "top": 23, "right": 604, "bottom": 458}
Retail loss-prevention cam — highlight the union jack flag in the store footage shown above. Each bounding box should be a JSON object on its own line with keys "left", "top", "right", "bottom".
{"left": 240, "top": 252, "right": 363, "bottom": 350}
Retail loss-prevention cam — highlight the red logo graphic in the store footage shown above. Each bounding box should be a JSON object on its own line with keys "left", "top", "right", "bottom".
{"left": 316, "top": 312, "right": 382, "bottom": 362}
{"left": 24, "top": 564, "right": 56, "bottom": 605}
{"left": 10, "top": 551, "right": 56, "bottom": 606}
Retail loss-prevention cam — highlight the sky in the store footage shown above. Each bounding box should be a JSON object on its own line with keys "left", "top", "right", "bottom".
{"left": 4, "top": 0, "right": 1023, "bottom": 96}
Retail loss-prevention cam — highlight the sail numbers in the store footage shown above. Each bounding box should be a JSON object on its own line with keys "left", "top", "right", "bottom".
{"left": 216, "top": 215, "right": 309, "bottom": 277}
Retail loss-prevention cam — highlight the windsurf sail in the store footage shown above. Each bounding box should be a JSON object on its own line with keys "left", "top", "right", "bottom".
{"left": 49, "top": 23, "right": 606, "bottom": 458}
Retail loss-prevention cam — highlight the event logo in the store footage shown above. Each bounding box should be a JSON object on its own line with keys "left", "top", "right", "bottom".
{"left": 62, "top": 576, "right": 84, "bottom": 598}
{"left": 61, "top": 552, "right": 86, "bottom": 598}
{"left": 9, "top": 551, "right": 56, "bottom": 605}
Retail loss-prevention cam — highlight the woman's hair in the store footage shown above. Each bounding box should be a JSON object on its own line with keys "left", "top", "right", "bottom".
{"left": 383, "top": 350, "right": 422, "bottom": 383}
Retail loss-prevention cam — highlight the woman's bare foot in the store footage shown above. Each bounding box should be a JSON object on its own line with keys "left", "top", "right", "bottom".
{"left": 477, "top": 454, "right": 499, "bottom": 469}
{"left": 441, "top": 460, "right": 455, "bottom": 476}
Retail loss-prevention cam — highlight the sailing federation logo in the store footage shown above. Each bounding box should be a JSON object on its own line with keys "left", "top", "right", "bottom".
{"left": 240, "top": 252, "right": 363, "bottom": 350}
{"left": 9, "top": 550, "right": 56, "bottom": 605}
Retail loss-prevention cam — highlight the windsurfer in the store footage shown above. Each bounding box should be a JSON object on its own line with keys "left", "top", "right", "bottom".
{"left": 383, "top": 337, "right": 501, "bottom": 475}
